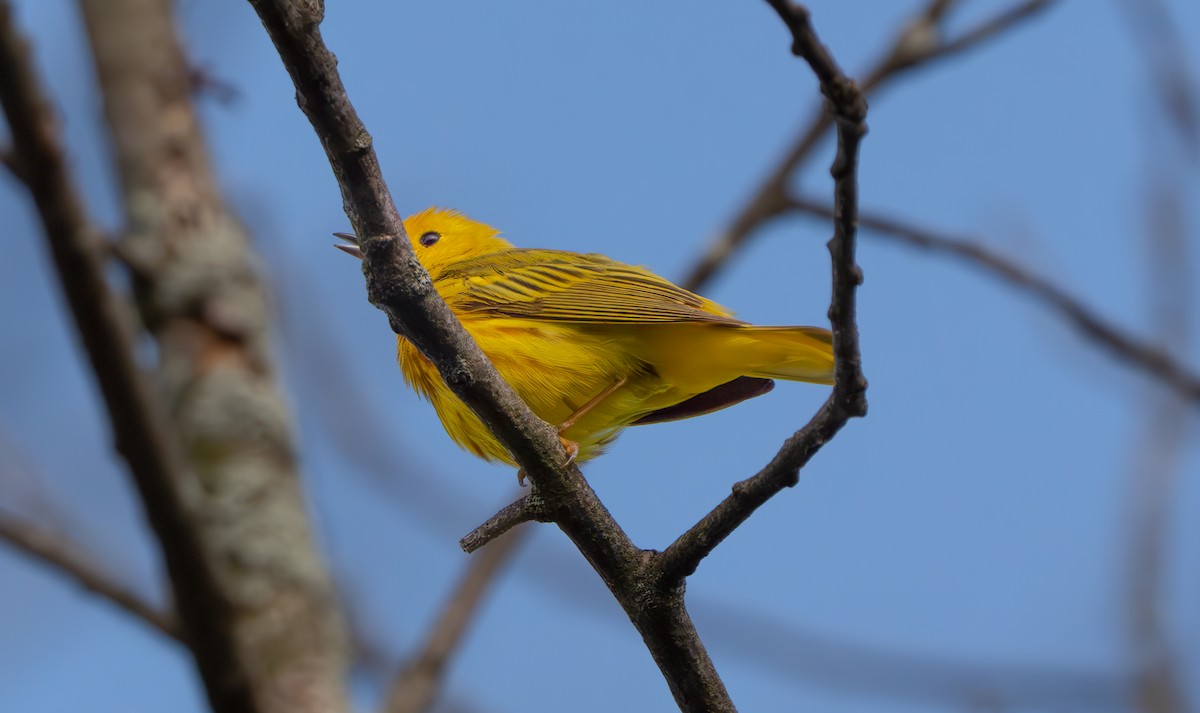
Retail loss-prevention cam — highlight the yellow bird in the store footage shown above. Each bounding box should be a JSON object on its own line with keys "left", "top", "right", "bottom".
{"left": 337, "top": 208, "right": 834, "bottom": 468}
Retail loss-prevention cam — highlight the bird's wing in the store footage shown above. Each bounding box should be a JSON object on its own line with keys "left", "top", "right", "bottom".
{"left": 438, "top": 249, "right": 742, "bottom": 324}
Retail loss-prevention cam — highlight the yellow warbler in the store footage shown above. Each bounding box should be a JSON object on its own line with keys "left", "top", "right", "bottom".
{"left": 337, "top": 208, "right": 833, "bottom": 467}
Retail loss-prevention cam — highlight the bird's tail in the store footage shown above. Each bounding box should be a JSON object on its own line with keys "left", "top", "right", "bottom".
{"left": 735, "top": 325, "right": 835, "bottom": 384}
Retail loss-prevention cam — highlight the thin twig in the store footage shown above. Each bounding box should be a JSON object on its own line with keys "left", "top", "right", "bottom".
{"left": 246, "top": 2, "right": 735, "bottom": 709}
{"left": 680, "top": 0, "right": 1057, "bottom": 292}
{"left": 188, "top": 63, "right": 242, "bottom": 105}
{"left": 788, "top": 196, "right": 1200, "bottom": 403}
{"left": 657, "top": 1, "right": 869, "bottom": 585}
{"left": 934, "top": 0, "right": 1055, "bottom": 60}
{"left": 459, "top": 494, "right": 542, "bottom": 554}
{"left": 385, "top": 526, "right": 529, "bottom": 713}
{"left": 0, "top": 513, "right": 179, "bottom": 639}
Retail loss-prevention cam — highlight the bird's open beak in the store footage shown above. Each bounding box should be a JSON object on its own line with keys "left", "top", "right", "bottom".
{"left": 332, "top": 232, "right": 363, "bottom": 259}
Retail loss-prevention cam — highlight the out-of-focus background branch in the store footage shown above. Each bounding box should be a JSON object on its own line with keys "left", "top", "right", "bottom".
{"left": 0, "top": 509, "right": 179, "bottom": 639}
{"left": 2, "top": 0, "right": 348, "bottom": 710}
{"left": 1, "top": 1, "right": 1198, "bottom": 712}
{"left": 679, "top": 0, "right": 1059, "bottom": 293}
{"left": 383, "top": 525, "right": 528, "bottom": 713}
{"left": 1120, "top": 3, "right": 1197, "bottom": 708}
{"left": 786, "top": 196, "right": 1200, "bottom": 402}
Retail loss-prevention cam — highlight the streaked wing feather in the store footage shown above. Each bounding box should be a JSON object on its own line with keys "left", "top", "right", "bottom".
{"left": 440, "top": 249, "right": 741, "bottom": 324}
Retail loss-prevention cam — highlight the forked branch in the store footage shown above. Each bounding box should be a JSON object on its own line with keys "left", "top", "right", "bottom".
{"left": 246, "top": 1, "right": 867, "bottom": 710}
{"left": 658, "top": 0, "right": 869, "bottom": 585}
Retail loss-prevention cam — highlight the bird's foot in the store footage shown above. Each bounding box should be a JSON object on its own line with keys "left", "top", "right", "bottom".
{"left": 559, "top": 435, "right": 579, "bottom": 466}
{"left": 514, "top": 436, "right": 579, "bottom": 487}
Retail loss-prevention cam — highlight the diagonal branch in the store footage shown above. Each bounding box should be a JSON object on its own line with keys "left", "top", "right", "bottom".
{"left": 0, "top": 512, "right": 179, "bottom": 639}
{"left": 681, "top": 0, "right": 1057, "bottom": 292}
{"left": 658, "top": 0, "right": 868, "bottom": 584}
{"left": 384, "top": 525, "right": 529, "bottom": 713}
{"left": 787, "top": 197, "right": 1200, "bottom": 403}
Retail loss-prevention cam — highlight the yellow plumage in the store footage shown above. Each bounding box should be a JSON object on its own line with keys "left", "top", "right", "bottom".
{"left": 367, "top": 208, "right": 834, "bottom": 467}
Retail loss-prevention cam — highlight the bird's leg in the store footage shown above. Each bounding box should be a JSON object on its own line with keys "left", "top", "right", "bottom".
{"left": 556, "top": 377, "right": 627, "bottom": 463}
{"left": 515, "top": 377, "right": 627, "bottom": 486}
{"left": 559, "top": 377, "right": 628, "bottom": 434}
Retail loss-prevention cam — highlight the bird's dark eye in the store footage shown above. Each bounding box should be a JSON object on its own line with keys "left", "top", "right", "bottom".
{"left": 419, "top": 231, "right": 441, "bottom": 247}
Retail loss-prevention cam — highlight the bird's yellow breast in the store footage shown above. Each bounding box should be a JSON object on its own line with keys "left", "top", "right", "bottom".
{"left": 397, "top": 316, "right": 659, "bottom": 464}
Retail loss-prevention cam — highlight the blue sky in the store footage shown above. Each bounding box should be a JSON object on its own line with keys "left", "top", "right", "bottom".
{"left": 1, "top": 1, "right": 1198, "bottom": 712}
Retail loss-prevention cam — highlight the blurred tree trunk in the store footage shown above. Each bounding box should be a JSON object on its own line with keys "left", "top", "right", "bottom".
{"left": 74, "top": 0, "right": 349, "bottom": 710}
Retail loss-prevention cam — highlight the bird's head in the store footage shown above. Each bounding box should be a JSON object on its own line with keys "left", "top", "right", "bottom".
{"left": 334, "top": 207, "right": 513, "bottom": 278}
{"left": 402, "top": 207, "right": 513, "bottom": 276}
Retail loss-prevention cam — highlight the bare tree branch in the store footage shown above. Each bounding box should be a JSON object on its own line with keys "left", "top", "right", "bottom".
{"left": 384, "top": 525, "right": 529, "bottom": 713}
{"left": 0, "top": 0, "right": 236, "bottom": 689}
{"left": 658, "top": 0, "right": 868, "bottom": 584}
{"left": 4, "top": 0, "right": 348, "bottom": 706}
{"left": 459, "top": 495, "right": 543, "bottom": 554}
{"left": 0, "top": 512, "right": 179, "bottom": 639}
{"left": 934, "top": 0, "right": 1055, "bottom": 60}
{"left": 681, "top": 0, "right": 1057, "bottom": 292}
{"left": 0, "top": 0, "right": 353, "bottom": 709}
{"left": 788, "top": 196, "right": 1200, "bottom": 403}
{"left": 695, "top": 598, "right": 1134, "bottom": 711}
